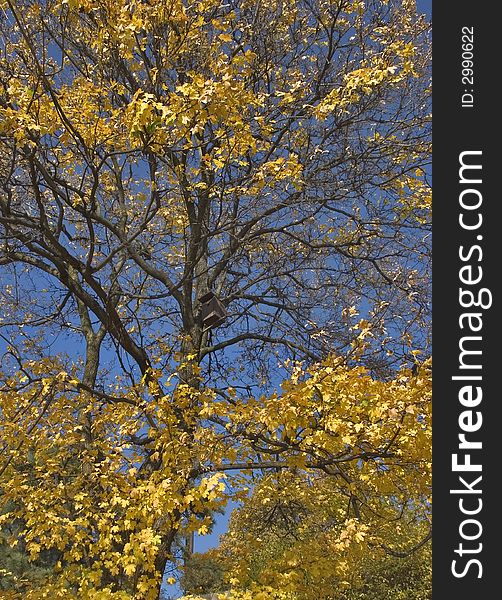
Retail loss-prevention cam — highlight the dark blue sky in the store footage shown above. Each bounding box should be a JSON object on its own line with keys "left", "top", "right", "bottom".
{"left": 417, "top": 0, "right": 432, "bottom": 19}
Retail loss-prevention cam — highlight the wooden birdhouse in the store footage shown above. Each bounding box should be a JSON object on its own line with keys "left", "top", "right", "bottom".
{"left": 199, "top": 291, "right": 227, "bottom": 330}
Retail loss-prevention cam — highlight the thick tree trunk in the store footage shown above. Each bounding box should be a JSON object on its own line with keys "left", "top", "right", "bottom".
{"left": 152, "top": 323, "right": 206, "bottom": 597}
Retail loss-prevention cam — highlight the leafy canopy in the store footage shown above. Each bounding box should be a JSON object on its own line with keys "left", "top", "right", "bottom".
{"left": 0, "top": 0, "right": 431, "bottom": 598}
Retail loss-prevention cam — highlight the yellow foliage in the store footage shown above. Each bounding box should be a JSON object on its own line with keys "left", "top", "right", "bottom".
{"left": 0, "top": 0, "right": 430, "bottom": 597}
{"left": 0, "top": 354, "right": 431, "bottom": 598}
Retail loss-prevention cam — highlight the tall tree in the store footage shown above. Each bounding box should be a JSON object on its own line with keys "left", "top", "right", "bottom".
{"left": 0, "top": 1, "right": 431, "bottom": 598}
